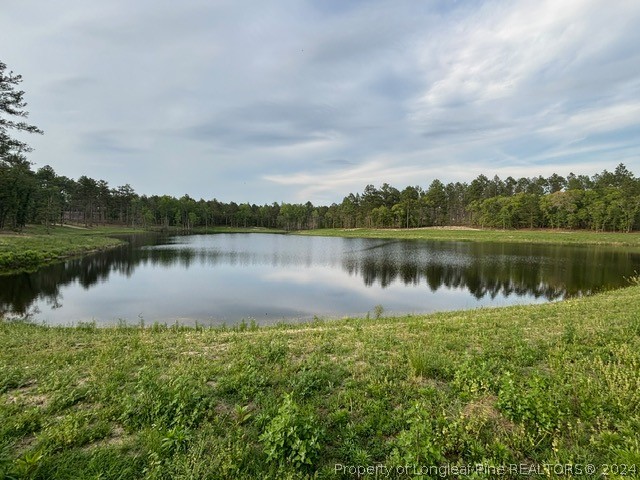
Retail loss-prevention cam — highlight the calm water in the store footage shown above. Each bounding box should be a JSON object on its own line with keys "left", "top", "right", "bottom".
{"left": 2, "top": 233, "right": 639, "bottom": 325}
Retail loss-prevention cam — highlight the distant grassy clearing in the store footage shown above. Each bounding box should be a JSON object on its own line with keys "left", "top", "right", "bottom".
{"left": 0, "top": 225, "right": 143, "bottom": 274}
{"left": 296, "top": 227, "right": 640, "bottom": 247}
{"left": 0, "top": 225, "right": 288, "bottom": 275}
{"left": 1, "top": 285, "right": 639, "bottom": 478}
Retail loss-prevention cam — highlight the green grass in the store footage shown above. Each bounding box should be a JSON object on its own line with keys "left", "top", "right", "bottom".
{"left": 1, "top": 286, "right": 639, "bottom": 478}
{"left": 0, "top": 224, "right": 286, "bottom": 275}
{"left": 296, "top": 227, "right": 640, "bottom": 247}
{"left": 0, "top": 225, "right": 144, "bottom": 275}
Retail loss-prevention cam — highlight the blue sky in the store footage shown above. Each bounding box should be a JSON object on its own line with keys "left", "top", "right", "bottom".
{"left": 2, "top": 0, "right": 639, "bottom": 204}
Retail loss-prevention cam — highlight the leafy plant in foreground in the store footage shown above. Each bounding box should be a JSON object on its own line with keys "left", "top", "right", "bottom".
{"left": 259, "top": 393, "right": 322, "bottom": 472}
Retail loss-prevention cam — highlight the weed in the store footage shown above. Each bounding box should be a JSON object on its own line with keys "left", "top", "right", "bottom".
{"left": 0, "top": 366, "right": 27, "bottom": 393}
{"left": 408, "top": 347, "right": 453, "bottom": 381}
{"left": 10, "top": 449, "right": 44, "bottom": 479}
{"left": 259, "top": 393, "right": 322, "bottom": 471}
{"left": 75, "top": 320, "right": 97, "bottom": 332}
{"left": 290, "top": 362, "right": 334, "bottom": 399}
{"left": 120, "top": 369, "right": 213, "bottom": 430}
{"left": 389, "top": 402, "right": 444, "bottom": 466}
{"left": 562, "top": 321, "right": 576, "bottom": 344}
{"left": 160, "top": 425, "right": 190, "bottom": 455}
{"left": 233, "top": 404, "right": 253, "bottom": 426}
{"left": 497, "top": 371, "right": 565, "bottom": 442}
{"left": 624, "top": 270, "right": 640, "bottom": 286}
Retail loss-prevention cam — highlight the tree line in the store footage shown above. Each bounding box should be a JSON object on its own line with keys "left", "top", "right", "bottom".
{"left": 2, "top": 60, "right": 640, "bottom": 233}
{"left": 2, "top": 160, "right": 640, "bottom": 233}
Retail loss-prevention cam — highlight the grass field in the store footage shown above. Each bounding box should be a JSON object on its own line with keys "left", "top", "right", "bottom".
{"left": 0, "top": 225, "right": 145, "bottom": 275}
{"left": 296, "top": 227, "right": 640, "bottom": 247}
{"left": 0, "top": 225, "right": 287, "bottom": 275}
{"left": 1, "top": 284, "right": 639, "bottom": 478}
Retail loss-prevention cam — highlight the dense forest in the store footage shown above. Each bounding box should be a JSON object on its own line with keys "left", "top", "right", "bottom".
{"left": 2, "top": 61, "right": 640, "bottom": 233}
{"left": 2, "top": 160, "right": 640, "bottom": 233}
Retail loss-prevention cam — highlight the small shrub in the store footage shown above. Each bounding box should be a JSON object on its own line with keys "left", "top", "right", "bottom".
{"left": 389, "top": 402, "right": 444, "bottom": 466}
{"left": 12, "top": 250, "right": 46, "bottom": 269}
{"left": 497, "top": 371, "right": 565, "bottom": 441}
{"left": 259, "top": 393, "right": 322, "bottom": 471}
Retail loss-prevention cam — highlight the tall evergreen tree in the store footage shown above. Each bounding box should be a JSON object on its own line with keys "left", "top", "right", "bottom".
{"left": 0, "top": 61, "right": 43, "bottom": 229}
{"left": 0, "top": 61, "right": 43, "bottom": 161}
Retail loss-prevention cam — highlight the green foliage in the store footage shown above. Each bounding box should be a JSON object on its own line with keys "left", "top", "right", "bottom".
{"left": 497, "top": 372, "right": 563, "bottom": 438}
{"left": 10, "top": 449, "right": 44, "bottom": 479}
{"left": 0, "top": 226, "right": 130, "bottom": 274}
{"left": 259, "top": 393, "right": 322, "bottom": 471}
{"left": 408, "top": 347, "right": 453, "bottom": 381}
{"left": 160, "top": 425, "right": 190, "bottom": 456}
{"left": 0, "top": 365, "right": 27, "bottom": 394}
{"left": 120, "top": 368, "right": 214, "bottom": 430}
{"left": 389, "top": 402, "right": 444, "bottom": 465}
{"left": 0, "top": 250, "right": 46, "bottom": 270}
{"left": 3, "top": 133, "right": 640, "bottom": 235}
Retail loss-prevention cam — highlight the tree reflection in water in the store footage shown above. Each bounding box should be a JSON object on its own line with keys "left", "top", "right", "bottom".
{"left": 1, "top": 234, "right": 638, "bottom": 320}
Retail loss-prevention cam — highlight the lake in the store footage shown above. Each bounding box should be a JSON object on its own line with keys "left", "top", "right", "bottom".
{"left": 2, "top": 233, "right": 639, "bottom": 326}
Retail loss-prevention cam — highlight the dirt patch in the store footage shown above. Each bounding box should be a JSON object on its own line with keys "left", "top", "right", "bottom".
{"left": 461, "top": 395, "right": 517, "bottom": 432}
{"left": 462, "top": 395, "right": 500, "bottom": 419}
{"left": 5, "top": 392, "right": 49, "bottom": 408}
{"left": 104, "top": 425, "right": 126, "bottom": 445}
{"left": 84, "top": 425, "right": 128, "bottom": 450}
{"left": 14, "top": 435, "right": 38, "bottom": 455}
{"left": 4, "top": 381, "right": 50, "bottom": 408}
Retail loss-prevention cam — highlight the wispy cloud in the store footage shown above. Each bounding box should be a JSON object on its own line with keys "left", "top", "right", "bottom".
{"left": 2, "top": 0, "right": 639, "bottom": 203}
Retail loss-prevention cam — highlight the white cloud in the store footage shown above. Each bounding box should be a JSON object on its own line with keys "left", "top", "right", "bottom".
{"left": 2, "top": 0, "right": 639, "bottom": 203}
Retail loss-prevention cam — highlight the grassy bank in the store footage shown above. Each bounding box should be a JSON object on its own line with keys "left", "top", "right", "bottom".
{"left": 0, "top": 225, "right": 144, "bottom": 275}
{"left": 1, "top": 225, "right": 284, "bottom": 275}
{"left": 146, "top": 226, "right": 284, "bottom": 235}
{"left": 189, "top": 226, "right": 284, "bottom": 234}
{"left": 4, "top": 226, "right": 640, "bottom": 276}
{"left": 296, "top": 227, "right": 640, "bottom": 247}
{"left": 1, "top": 286, "right": 639, "bottom": 479}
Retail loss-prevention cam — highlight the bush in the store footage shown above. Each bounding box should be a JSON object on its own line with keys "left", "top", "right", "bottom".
{"left": 0, "top": 250, "right": 47, "bottom": 270}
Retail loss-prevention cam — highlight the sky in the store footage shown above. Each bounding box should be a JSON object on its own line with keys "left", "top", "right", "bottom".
{"left": 2, "top": 0, "right": 640, "bottom": 205}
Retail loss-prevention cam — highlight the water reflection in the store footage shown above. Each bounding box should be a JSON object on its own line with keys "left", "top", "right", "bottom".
{"left": 343, "top": 240, "right": 629, "bottom": 300}
{"left": 1, "top": 233, "right": 639, "bottom": 324}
